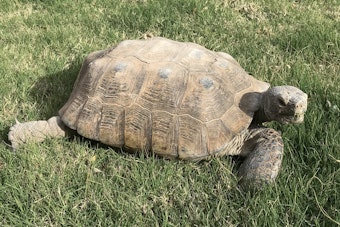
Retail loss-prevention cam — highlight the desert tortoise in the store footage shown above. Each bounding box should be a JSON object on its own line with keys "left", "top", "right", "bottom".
{"left": 8, "top": 37, "right": 308, "bottom": 184}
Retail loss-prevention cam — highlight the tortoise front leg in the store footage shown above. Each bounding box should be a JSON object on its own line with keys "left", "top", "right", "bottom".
{"left": 8, "top": 116, "right": 69, "bottom": 150}
{"left": 238, "top": 127, "right": 284, "bottom": 185}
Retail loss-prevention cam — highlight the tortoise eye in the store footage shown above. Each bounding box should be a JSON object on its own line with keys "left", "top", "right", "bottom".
{"left": 278, "top": 97, "right": 287, "bottom": 106}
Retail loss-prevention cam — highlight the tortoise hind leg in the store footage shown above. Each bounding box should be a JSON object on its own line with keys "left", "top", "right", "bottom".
{"left": 238, "top": 127, "right": 284, "bottom": 185}
{"left": 8, "top": 116, "right": 70, "bottom": 150}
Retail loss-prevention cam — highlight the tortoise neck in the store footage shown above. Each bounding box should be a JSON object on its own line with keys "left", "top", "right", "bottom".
{"left": 252, "top": 92, "right": 270, "bottom": 124}
{"left": 253, "top": 108, "right": 269, "bottom": 125}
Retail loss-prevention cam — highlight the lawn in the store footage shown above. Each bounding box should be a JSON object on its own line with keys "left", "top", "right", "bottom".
{"left": 0, "top": 0, "right": 339, "bottom": 226}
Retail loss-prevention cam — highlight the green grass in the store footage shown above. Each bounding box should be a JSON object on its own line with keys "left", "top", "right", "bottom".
{"left": 0, "top": 0, "right": 339, "bottom": 226}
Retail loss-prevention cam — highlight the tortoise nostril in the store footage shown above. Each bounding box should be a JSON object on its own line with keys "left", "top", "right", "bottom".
{"left": 295, "top": 102, "right": 304, "bottom": 109}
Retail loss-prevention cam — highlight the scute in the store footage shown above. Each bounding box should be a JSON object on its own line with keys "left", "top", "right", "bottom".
{"left": 151, "top": 111, "right": 178, "bottom": 158}
{"left": 124, "top": 104, "right": 152, "bottom": 150}
{"left": 178, "top": 71, "right": 234, "bottom": 122}
{"left": 136, "top": 61, "right": 188, "bottom": 114}
{"left": 59, "top": 37, "right": 269, "bottom": 159}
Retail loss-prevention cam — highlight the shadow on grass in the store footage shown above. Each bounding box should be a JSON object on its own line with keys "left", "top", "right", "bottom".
{"left": 29, "top": 60, "right": 83, "bottom": 119}
{"left": 1, "top": 126, "right": 12, "bottom": 148}
{"left": 20, "top": 58, "right": 125, "bottom": 153}
{"left": 1, "top": 59, "right": 82, "bottom": 147}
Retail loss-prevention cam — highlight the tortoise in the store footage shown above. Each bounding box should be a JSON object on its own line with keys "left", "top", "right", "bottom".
{"left": 8, "top": 37, "right": 308, "bottom": 184}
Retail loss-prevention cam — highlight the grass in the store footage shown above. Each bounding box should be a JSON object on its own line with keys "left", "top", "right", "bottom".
{"left": 0, "top": 0, "right": 339, "bottom": 226}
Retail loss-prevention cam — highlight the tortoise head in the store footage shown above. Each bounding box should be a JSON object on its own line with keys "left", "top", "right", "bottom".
{"left": 263, "top": 86, "right": 308, "bottom": 124}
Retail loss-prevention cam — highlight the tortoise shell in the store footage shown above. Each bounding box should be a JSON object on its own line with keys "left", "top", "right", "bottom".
{"left": 59, "top": 37, "right": 269, "bottom": 160}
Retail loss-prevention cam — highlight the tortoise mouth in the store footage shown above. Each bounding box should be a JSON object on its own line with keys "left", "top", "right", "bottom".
{"left": 279, "top": 113, "right": 305, "bottom": 124}
{"left": 291, "top": 114, "right": 305, "bottom": 124}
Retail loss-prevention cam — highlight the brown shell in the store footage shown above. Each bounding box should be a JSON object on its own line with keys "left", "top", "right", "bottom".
{"left": 59, "top": 37, "right": 269, "bottom": 160}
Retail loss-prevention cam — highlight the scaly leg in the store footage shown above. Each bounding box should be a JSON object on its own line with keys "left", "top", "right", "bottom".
{"left": 8, "top": 116, "right": 69, "bottom": 149}
{"left": 238, "top": 127, "right": 284, "bottom": 185}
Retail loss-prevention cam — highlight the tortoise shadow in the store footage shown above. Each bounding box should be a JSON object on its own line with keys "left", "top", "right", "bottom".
{"left": 29, "top": 61, "right": 82, "bottom": 119}
{"left": 2, "top": 59, "right": 82, "bottom": 147}
{"left": 26, "top": 58, "right": 124, "bottom": 151}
